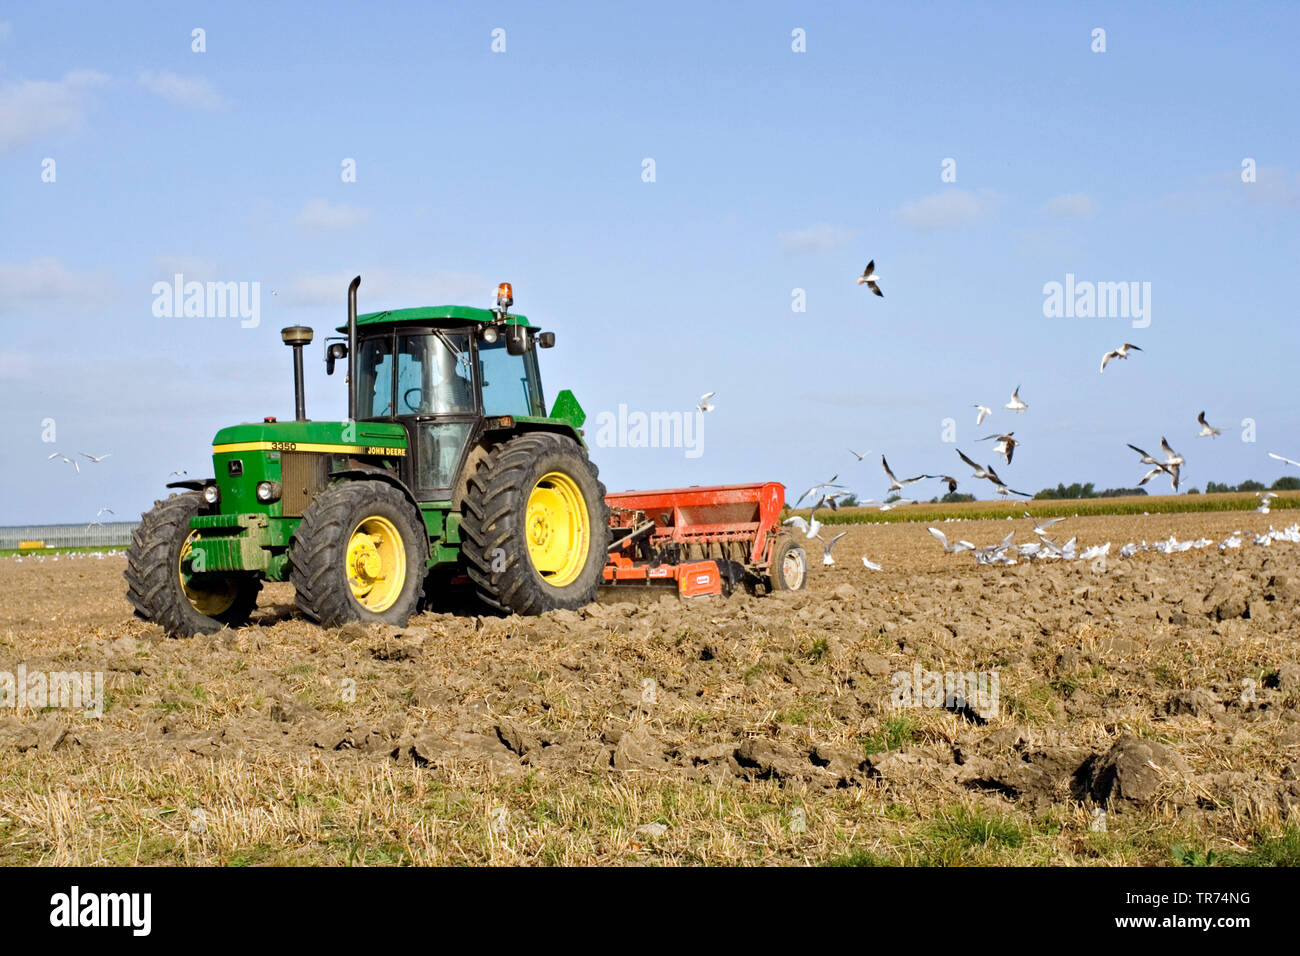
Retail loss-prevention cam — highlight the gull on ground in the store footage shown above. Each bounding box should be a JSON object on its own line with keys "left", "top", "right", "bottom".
{"left": 861, "top": 556, "right": 882, "bottom": 571}
{"left": 928, "top": 527, "right": 975, "bottom": 554}
{"left": 822, "top": 531, "right": 848, "bottom": 565}
{"left": 1004, "top": 386, "right": 1028, "bottom": 412}
{"left": 1099, "top": 343, "right": 1141, "bottom": 373}
{"left": 1196, "top": 411, "right": 1221, "bottom": 438}
{"left": 856, "top": 259, "right": 883, "bottom": 297}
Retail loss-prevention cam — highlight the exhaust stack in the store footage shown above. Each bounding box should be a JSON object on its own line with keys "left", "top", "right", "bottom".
{"left": 281, "top": 326, "right": 314, "bottom": 421}
{"left": 347, "top": 276, "right": 360, "bottom": 421}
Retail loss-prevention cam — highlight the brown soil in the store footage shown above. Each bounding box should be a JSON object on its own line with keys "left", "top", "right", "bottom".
{"left": 1, "top": 510, "right": 1297, "bottom": 865}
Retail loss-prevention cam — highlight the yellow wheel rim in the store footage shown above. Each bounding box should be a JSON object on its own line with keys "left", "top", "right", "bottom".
{"left": 179, "top": 531, "right": 238, "bottom": 617}
{"left": 525, "top": 471, "right": 590, "bottom": 587}
{"left": 346, "top": 515, "right": 407, "bottom": 612}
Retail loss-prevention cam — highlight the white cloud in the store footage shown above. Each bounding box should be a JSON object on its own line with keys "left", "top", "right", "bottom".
{"left": 895, "top": 188, "right": 1003, "bottom": 231}
{"left": 779, "top": 223, "right": 857, "bottom": 254}
{"left": 296, "top": 198, "right": 370, "bottom": 231}
{"left": 1244, "top": 166, "right": 1300, "bottom": 210}
{"left": 0, "top": 257, "right": 115, "bottom": 314}
{"left": 139, "top": 71, "right": 229, "bottom": 110}
{"left": 0, "top": 70, "right": 108, "bottom": 153}
{"left": 1042, "top": 193, "right": 1095, "bottom": 218}
{"left": 283, "top": 269, "right": 492, "bottom": 311}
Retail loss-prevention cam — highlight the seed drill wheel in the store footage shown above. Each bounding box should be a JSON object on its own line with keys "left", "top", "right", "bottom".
{"left": 291, "top": 481, "right": 427, "bottom": 627}
{"left": 124, "top": 491, "right": 262, "bottom": 636}
{"left": 767, "top": 535, "right": 808, "bottom": 591}
{"left": 461, "top": 432, "right": 610, "bottom": 614}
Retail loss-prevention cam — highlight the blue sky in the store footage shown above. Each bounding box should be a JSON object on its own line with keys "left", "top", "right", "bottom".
{"left": 1, "top": 1, "right": 1297, "bottom": 524}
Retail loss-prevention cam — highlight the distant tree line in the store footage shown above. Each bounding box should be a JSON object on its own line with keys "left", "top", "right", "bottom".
{"left": 1033, "top": 482, "right": 1148, "bottom": 500}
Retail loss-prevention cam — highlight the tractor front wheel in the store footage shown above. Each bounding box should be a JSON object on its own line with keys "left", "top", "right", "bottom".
{"left": 124, "top": 492, "right": 262, "bottom": 637}
{"left": 291, "top": 481, "right": 427, "bottom": 628}
{"left": 460, "top": 433, "right": 610, "bottom": 614}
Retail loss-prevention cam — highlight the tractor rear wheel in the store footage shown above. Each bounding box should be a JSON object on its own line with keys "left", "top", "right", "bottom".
{"left": 767, "top": 535, "right": 807, "bottom": 591}
{"left": 291, "top": 481, "right": 427, "bottom": 628}
{"left": 124, "top": 491, "right": 262, "bottom": 636}
{"left": 460, "top": 432, "right": 610, "bottom": 614}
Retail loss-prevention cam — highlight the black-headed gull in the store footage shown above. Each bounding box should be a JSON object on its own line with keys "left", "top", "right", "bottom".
{"left": 1196, "top": 411, "right": 1221, "bottom": 438}
{"left": 928, "top": 527, "right": 975, "bottom": 553}
{"left": 822, "top": 531, "right": 848, "bottom": 565}
{"left": 1004, "top": 386, "right": 1028, "bottom": 412}
{"left": 881, "top": 455, "right": 925, "bottom": 493}
{"left": 856, "top": 259, "right": 883, "bottom": 297}
{"left": 1269, "top": 452, "right": 1300, "bottom": 468}
{"left": 1099, "top": 343, "right": 1141, "bottom": 373}
{"left": 977, "top": 432, "right": 1017, "bottom": 465}
{"left": 973, "top": 404, "right": 991, "bottom": 426}
{"left": 697, "top": 392, "right": 716, "bottom": 413}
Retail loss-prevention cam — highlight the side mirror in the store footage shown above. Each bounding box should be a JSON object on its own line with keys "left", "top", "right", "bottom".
{"left": 538, "top": 332, "right": 555, "bottom": 348}
{"left": 325, "top": 341, "right": 348, "bottom": 375}
{"left": 505, "top": 324, "right": 530, "bottom": 356}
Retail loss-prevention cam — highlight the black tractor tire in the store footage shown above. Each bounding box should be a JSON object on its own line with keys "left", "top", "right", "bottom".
{"left": 124, "top": 491, "right": 262, "bottom": 637}
{"left": 291, "top": 481, "right": 428, "bottom": 628}
{"left": 460, "top": 432, "right": 610, "bottom": 614}
{"left": 767, "top": 535, "right": 808, "bottom": 591}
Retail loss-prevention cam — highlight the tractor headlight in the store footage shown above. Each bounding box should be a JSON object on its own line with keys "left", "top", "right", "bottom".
{"left": 202, "top": 483, "right": 220, "bottom": 505}
{"left": 256, "top": 480, "right": 282, "bottom": 503}
{"left": 482, "top": 325, "right": 499, "bottom": 343}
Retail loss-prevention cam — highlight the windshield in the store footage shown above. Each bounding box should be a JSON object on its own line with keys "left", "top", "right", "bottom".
{"left": 479, "top": 337, "right": 544, "bottom": 416}
{"left": 396, "top": 331, "right": 474, "bottom": 415}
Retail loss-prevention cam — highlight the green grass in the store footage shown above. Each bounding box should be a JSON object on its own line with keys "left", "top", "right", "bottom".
{"left": 792, "top": 490, "right": 1300, "bottom": 527}
{"left": 860, "top": 715, "right": 917, "bottom": 755}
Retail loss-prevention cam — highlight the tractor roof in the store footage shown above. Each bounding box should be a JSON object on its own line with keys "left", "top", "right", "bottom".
{"left": 339, "top": 305, "right": 533, "bottom": 332}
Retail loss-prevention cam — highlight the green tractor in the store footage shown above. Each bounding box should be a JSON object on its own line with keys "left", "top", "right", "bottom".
{"left": 126, "top": 278, "right": 611, "bottom": 636}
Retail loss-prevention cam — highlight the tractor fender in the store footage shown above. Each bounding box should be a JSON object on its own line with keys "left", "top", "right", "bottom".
{"left": 327, "top": 466, "right": 425, "bottom": 526}
{"left": 166, "top": 479, "right": 210, "bottom": 491}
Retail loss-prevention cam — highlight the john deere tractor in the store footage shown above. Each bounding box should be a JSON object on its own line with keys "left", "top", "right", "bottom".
{"left": 126, "top": 278, "right": 610, "bottom": 636}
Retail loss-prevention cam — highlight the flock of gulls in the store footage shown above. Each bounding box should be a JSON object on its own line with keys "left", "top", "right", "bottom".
{"left": 773, "top": 259, "right": 1300, "bottom": 571}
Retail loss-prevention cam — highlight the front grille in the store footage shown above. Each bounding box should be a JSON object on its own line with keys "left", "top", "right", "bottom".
{"left": 280, "top": 452, "right": 326, "bottom": 516}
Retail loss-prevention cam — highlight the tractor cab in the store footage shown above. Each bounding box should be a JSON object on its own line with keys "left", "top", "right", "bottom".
{"left": 336, "top": 284, "right": 554, "bottom": 501}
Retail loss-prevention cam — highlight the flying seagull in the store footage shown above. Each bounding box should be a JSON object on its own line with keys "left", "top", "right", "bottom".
{"left": 973, "top": 404, "right": 991, "bottom": 426}
{"left": 79, "top": 452, "right": 111, "bottom": 463}
{"left": 849, "top": 448, "right": 869, "bottom": 461}
{"left": 1099, "top": 343, "right": 1141, "bottom": 373}
{"left": 96, "top": 507, "right": 115, "bottom": 517}
{"left": 956, "top": 448, "right": 991, "bottom": 480}
{"left": 697, "top": 392, "right": 716, "bottom": 413}
{"left": 793, "top": 474, "right": 844, "bottom": 508}
{"left": 169, "top": 469, "right": 188, "bottom": 478}
{"left": 1269, "top": 452, "right": 1300, "bottom": 468}
{"left": 822, "top": 531, "right": 848, "bottom": 565}
{"left": 1004, "top": 386, "right": 1028, "bottom": 413}
{"left": 1025, "top": 512, "right": 1066, "bottom": 536}
{"left": 51, "top": 454, "right": 79, "bottom": 473}
{"left": 856, "top": 259, "right": 883, "bottom": 297}
{"left": 983, "top": 464, "right": 1031, "bottom": 498}
{"left": 1160, "top": 437, "right": 1185, "bottom": 467}
{"left": 978, "top": 432, "right": 1017, "bottom": 465}
{"left": 927, "top": 475, "right": 960, "bottom": 494}
{"left": 1196, "top": 411, "right": 1221, "bottom": 438}
{"left": 881, "top": 455, "right": 925, "bottom": 493}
